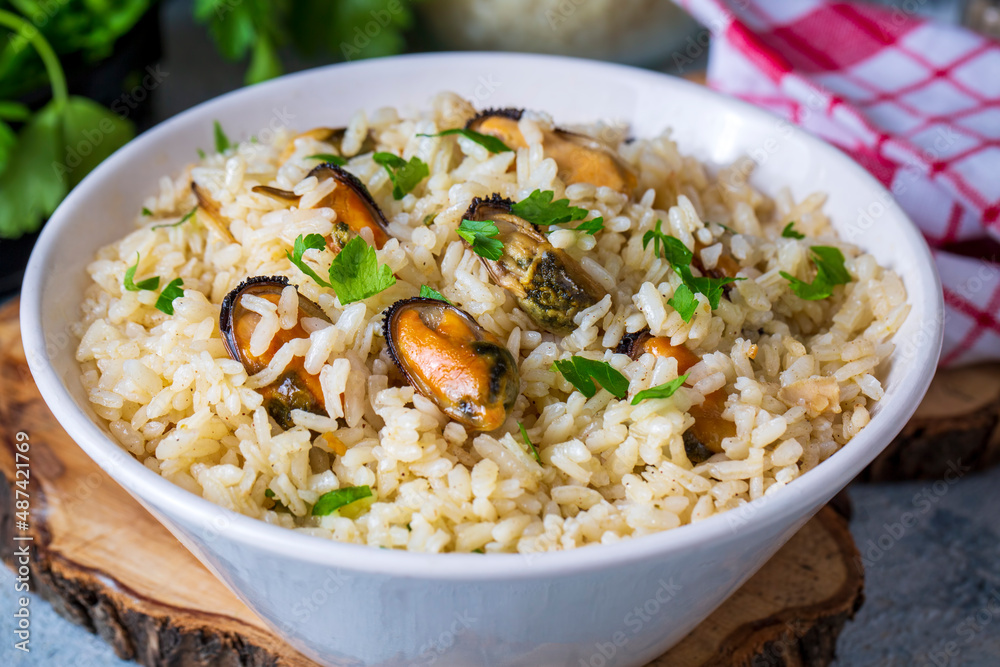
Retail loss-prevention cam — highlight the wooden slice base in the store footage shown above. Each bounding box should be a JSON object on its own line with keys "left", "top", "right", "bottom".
{"left": 0, "top": 298, "right": 864, "bottom": 666}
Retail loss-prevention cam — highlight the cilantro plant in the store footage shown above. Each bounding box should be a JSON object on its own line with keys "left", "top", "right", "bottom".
{"left": 373, "top": 152, "right": 429, "bottom": 200}
{"left": 511, "top": 189, "right": 604, "bottom": 235}
{"left": 286, "top": 233, "right": 396, "bottom": 304}
{"left": 780, "top": 246, "right": 851, "bottom": 301}
{"left": 0, "top": 10, "right": 134, "bottom": 239}
{"left": 552, "top": 356, "right": 629, "bottom": 399}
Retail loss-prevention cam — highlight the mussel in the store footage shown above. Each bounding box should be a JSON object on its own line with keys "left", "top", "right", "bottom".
{"left": 279, "top": 127, "right": 377, "bottom": 163}
{"left": 192, "top": 183, "right": 237, "bottom": 244}
{"left": 220, "top": 276, "right": 330, "bottom": 429}
{"left": 617, "top": 329, "right": 735, "bottom": 459}
{"left": 466, "top": 108, "right": 637, "bottom": 194}
{"left": 252, "top": 163, "right": 390, "bottom": 250}
{"left": 463, "top": 195, "right": 605, "bottom": 335}
{"left": 383, "top": 297, "right": 519, "bottom": 432}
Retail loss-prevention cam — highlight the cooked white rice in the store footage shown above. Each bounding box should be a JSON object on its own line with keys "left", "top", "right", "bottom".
{"left": 73, "top": 93, "right": 909, "bottom": 553}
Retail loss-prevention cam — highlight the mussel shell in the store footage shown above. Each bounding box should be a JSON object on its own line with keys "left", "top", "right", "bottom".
{"left": 220, "top": 276, "right": 330, "bottom": 428}
{"left": 615, "top": 329, "right": 652, "bottom": 360}
{"left": 464, "top": 194, "right": 604, "bottom": 334}
{"left": 383, "top": 297, "right": 519, "bottom": 432}
{"left": 307, "top": 163, "right": 391, "bottom": 249}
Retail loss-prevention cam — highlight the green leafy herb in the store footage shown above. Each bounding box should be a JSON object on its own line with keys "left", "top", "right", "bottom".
{"left": 416, "top": 128, "right": 512, "bottom": 154}
{"left": 141, "top": 207, "right": 153, "bottom": 217}
{"left": 779, "top": 246, "right": 851, "bottom": 301}
{"left": 327, "top": 236, "right": 396, "bottom": 304}
{"left": 457, "top": 219, "right": 504, "bottom": 260}
{"left": 197, "top": 148, "right": 206, "bottom": 160}
{"left": 667, "top": 284, "right": 698, "bottom": 322}
{"left": 570, "top": 218, "right": 605, "bottom": 235}
{"left": 286, "top": 233, "right": 332, "bottom": 287}
{"left": 472, "top": 548, "right": 485, "bottom": 554}
{"left": 631, "top": 374, "right": 690, "bottom": 405}
{"left": 0, "top": 101, "right": 30, "bottom": 122}
{"left": 552, "top": 357, "right": 629, "bottom": 399}
{"left": 312, "top": 485, "right": 373, "bottom": 516}
{"left": 781, "top": 222, "right": 805, "bottom": 239}
{"left": 155, "top": 278, "right": 185, "bottom": 315}
{"left": 518, "top": 422, "right": 541, "bottom": 462}
{"left": 509, "top": 189, "right": 603, "bottom": 235}
{"left": 151, "top": 207, "right": 197, "bottom": 231}
{"left": 642, "top": 220, "right": 743, "bottom": 320}
{"left": 214, "top": 120, "right": 231, "bottom": 153}
{"left": 306, "top": 153, "right": 347, "bottom": 166}
{"left": 419, "top": 285, "right": 451, "bottom": 304}
{"left": 423, "top": 213, "right": 437, "bottom": 227}
{"left": 123, "top": 254, "right": 160, "bottom": 292}
{"left": 264, "top": 488, "right": 275, "bottom": 498}
{"left": 372, "top": 152, "right": 429, "bottom": 200}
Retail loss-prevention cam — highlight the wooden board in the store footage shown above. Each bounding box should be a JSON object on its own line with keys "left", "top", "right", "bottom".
{"left": 0, "top": 296, "right": 862, "bottom": 666}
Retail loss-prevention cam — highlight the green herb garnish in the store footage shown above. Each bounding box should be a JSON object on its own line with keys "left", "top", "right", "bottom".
{"left": 472, "top": 548, "right": 485, "bottom": 554}
{"left": 155, "top": 278, "right": 185, "bottom": 315}
{"left": 510, "top": 189, "right": 603, "bottom": 234}
{"left": 214, "top": 120, "right": 231, "bottom": 153}
{"left": 151, "top": 207, "right": 197, "bottom": 231}
{"left": 779, "top": 246, "right": 851, "bottom": 301}
{"left": 197, "top": 148, "right": 206, "bottom": 160}
{"left": 631, "top": 374, "right": 690, "bottom": 405}
{"left": 518, "top": 422, "right": 541, "bottom": 462}
{"left": 123, "top": 253, "right": 160, "bottom": 292}
{"left": 312, "top": 485, "right": 373, "bottom": 516}
{"left": 642, "top": 220, "right": 743, "bottom": 321}
{"left": 417, "top": 128, "right": 512, "bottom": 154}
{"left": 552, "top": 357, "right": 629, "bottom": 399}
{"left": 306, "top": 153, "right": 347, "bottom": 166}
{"left": 667, "top": 284, "right": 698, "bottom": 322}
{"left": 419, "top": 285, "right": 451, "bottom": 304}
{"left": 457, "top": 219, "right": 504, "bottom": 260}
{"left": 287, "top": 234, "right": 396, "bottom": 304}
{"left": 141, "top": 207, "right": 153, "bottom": 217}
{"left": 423, "top": 213, "right": 437, "bottom": 227}
{"left": 781, "top": 222, "right": 805, "bottom": 239}
{"left": 264, "top": 488, "right": 275, "bottom": 498}
{"left": 372, "top": 152, "right": 429, "bottom": 200}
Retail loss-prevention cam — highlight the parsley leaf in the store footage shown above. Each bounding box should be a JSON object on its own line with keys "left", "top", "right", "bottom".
{"left": 312, "top": 485, "right": 373, "bottom": 516}
{"left": 571, "top": 217, "right": 604, "bottom": 235}
{"left": 214, "top": 120, "right": 231, "bottom": 153}
{"left": 155, "top": 278, "right": 185, "bottom": 315}
{"left": 327, "top": 236, "right": 396, "bottom": 304}
{"left": 667, "top": 283, "right": 697, "bottom": 321}
{"left": 141, "top": 207, "right": 153, "bottom": 217}
{"left": 552, "top": 356, "right": 629, "bottom": 399}
{"left": 457, "top": 219, "right": 504, "bottom": 260}
{"left": 511, "top": 189, "right": 587, "bottom": 226}
{"left": 781, "top": 222, "right": 805, "bottom": 239}
{"left": 417, "top": 128, "right": 512, "bottom": 154}
{"left": 151, "top": 207, "right": 197, "bottom": 231}
{"left": 373, "top": 152, "right": 429, "bottom": 200}
{"left": 123, "top": 254, "right": 160, "bottom": 292}
{"left": 779, "top": 246, "right": 851, "bottom": 301}
{"left": 419, "top": 285, "right": 451, "bottom": 304}
{"left": 306, "top": 153, "right": 347, "bottom": 166}
{"left": 518, "top": 422, "right": 541, "bottom": 462}
{"left": 286, "top": 233, "right": 332, "bottom": 288}
{"left": 631, "top": 374, "right": 690, "bottom": 405}
{"left": 642, "top": 220, "right": 743, "bottom": 320}
{"left": 197, "top": 148, "right": 206, "bottom": 160}
{"left": 264, "top": 488, "right": 275, "bottom": 498}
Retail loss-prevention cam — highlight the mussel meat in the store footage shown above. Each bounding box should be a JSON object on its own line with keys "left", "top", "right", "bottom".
{"left": 463, "top": 195, "right": 605, "bottom": 335}
{"left": 383, "top": 297, "right": 519, "bottom": 432}
{"left": 466, "top": 108, "right": 637, "bottom": 194}
{"left": 252, "top": 163, "right": 390, "bottom": 250}
{"left": 279, "top": 126, "right": 377, "bottom": 163}
{"left": 617, "top": 328, "right": 735, "bottom": 457}
{"left": 192, "top": 183, "right": 237, "bottom": 244}
{"left": 220, "top": 276, "right": 330, "bottom": 429}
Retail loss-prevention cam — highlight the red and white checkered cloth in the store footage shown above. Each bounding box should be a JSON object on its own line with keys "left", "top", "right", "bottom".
{"left": 674, "top": 0, "right": 1000, "bottom": 366}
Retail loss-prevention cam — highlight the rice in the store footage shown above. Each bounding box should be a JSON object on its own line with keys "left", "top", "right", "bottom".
{"left": 72, "top": 93, "right": 909, "bottom": 553}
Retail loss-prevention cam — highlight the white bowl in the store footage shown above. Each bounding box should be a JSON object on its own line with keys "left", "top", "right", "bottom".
{"left": 21, "top": 53, "right": 943, "bottom": 667}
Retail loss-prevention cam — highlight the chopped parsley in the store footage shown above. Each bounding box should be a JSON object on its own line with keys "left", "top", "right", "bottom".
{"left": 781, "top": 222, "right": 805, "bottom": 239}
{"left": 214, "top": 120, "right": 231, "bottom": 153}
{"left": 196, "top": 148, "right": 206, "bottom": 160}
{"left": 552, "top": 356, "right": 629, "bottom": 399}
{"left": 141, "top": 207, "right": 153, "bottom": 217}
{"left": 151, "top": 207, "right": 196, "bottom": 231}
{"left": 264, "top": 488, "right": 275, "bottom": 498}
{"left": 667, "top": 284, "right": 698, "bottom": 322}
{"left": 423, "top": 213, "right": 437, "bottom": 227}
{"left": 312, "top": 485, "right": 373, "bottom": 516}
{"left": 372, "top": 152, "right": 429, "bottom": 200}
{"left": 642, "top": 220, "right": 743, "bottom": 321}
{"left": 472, "top": 548, "right": 485, "bottom": 554}
{"left": 123, "top": 253, "right": 160, "bottom": 292}
{"left": 419, "top": 285, "right": 451, "bottom": 304}
{"left": 457, "top": 219, "right": 504, "bottom": 260}
{"left": 416, "top": 128, "right": 512, "bottom": 154}
{"left": 518, "top": 421, "right": 541, "bottom": 462}
{"left": 154, "top": 278, "right": 185, "bottom": 315}
{"left": 286, "top": 233, "right": 396, "bottom": 304}
{"left": 510, "top": 189, "right": 603, "bottom": 235}
{"left": 780, "top": 246, "right": 851, "bottom": 301}
{"left": 306, "top": 153, "right": 347, "bottom": 166}
{"left": 631, "top": 373, "right": 689, "bottom": 405}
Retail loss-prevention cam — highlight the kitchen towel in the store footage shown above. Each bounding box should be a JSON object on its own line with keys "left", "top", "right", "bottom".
{"left": 674, "top": 0, "right": 1000, "bottom": 365}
